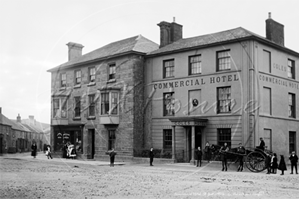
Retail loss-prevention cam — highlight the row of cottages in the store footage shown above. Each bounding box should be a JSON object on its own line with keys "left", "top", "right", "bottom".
{"left": 0, "top": 108, "right": 50, "bottom": 154}
{"left": 47, "top": 14, "right": 298, "bottom": 162}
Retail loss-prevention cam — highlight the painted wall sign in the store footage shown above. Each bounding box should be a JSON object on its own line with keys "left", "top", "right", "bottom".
{"left": 259, "top": 74, "right": 299, "bottom": 89}
{"left": 153, "top": 74, "right": 239, "bottom": 90}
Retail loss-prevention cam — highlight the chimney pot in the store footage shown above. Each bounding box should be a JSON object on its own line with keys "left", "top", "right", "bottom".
{"left": 66, "top": 42, "right": 84, "bottom": 61}
{"left": 268, "top": 12, "right": 271, "bottom": 19}
{"left": 17, "top": 114, "right": 21, "bottom": 122}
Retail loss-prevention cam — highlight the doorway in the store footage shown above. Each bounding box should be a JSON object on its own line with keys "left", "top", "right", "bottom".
{"left": 186, "top": 126, "right": 202, "bottom": 162}
{"left": 88, "top": 129, "right": 95, "bottom": 159}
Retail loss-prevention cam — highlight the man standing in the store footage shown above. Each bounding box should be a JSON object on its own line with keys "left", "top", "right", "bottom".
{"left": 109, "top": 149, "right": 117, "bottom": 167}
{"left": 237, "top": 143, "right": 245, "bottom": 172}
{"left": 149, "top": 147, "right": 154, "bottom": 166}
{"left": 220, "top": 143, "right": 229, "bottom": 171}
{"left": 289, "top": 151, "right": 298, "bottom": 174}
{"left": 31, "top": 142, "right": 37, "bottom": 158}
{"left": 195, "top": 147, "right": 202, "bottom": 167}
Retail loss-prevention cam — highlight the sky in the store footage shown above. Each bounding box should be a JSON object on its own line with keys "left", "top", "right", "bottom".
{"left": 0, "top": 0, "right": 299, "bottom": 124}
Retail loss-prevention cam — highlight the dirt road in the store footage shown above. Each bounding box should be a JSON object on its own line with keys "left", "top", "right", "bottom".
{"left": 0, "top": 154, "right": 298, "bottom": 199}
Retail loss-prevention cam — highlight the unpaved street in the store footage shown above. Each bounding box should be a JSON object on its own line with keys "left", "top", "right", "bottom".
{"left": 0, "top": 154, "right": 298, "bottom": 199}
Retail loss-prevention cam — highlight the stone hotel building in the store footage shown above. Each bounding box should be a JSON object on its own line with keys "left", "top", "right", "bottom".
{"left": 48, "top": 14, "right": 298, "bottom": 162}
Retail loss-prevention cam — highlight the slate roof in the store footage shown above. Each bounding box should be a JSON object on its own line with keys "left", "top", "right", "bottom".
{"left": 0, "top": 113, "right": 31, "bottom": 132}
{"left": 47, "top": 35, "right": 159, "bottom": 72}
{"left": 147, "top": 27, "right": 298, "bottom": 56}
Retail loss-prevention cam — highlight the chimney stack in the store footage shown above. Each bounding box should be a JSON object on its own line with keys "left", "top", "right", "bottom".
{"left": 266, "top": 12, "right": 284, "bottom": 46}
{"left": 17, "top": 114, "right": 21, "bottom": 122}
{"left": 158, "top": 19, "right": 182, "bottom": 48}
{"left": 66, "top": 42, "right": 84, "bottom": 61}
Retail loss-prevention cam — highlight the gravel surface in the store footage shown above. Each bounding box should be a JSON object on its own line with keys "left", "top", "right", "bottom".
{"left": 0, "top": 154, "right": 298, "bottom": 199}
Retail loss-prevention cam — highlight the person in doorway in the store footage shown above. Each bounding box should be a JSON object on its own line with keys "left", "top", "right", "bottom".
{"left": 237, "top": 143, "right": 246, "bottom": 172}
{"left": 289, "top": 151, "right": 298, "bottom": 174}
{"left": 109, "top": 149, "right": 117, "bottom": 167}
{"left": 46, "top": 145, "right": 53, "bottom": 159}
{"left": 149, "top": 147, "right": 154, "bottom": 166}
{"left": 195, "top": 147, "right": 202, "bottom": 167}
{"left": 204, "top": 142, "right": 211, "bottom": 163}
{"left": 270, "top": 153, "right": 278, "bottom": 174}
{"left": 220, "top": 143, "right": 229, "bottom": 171}
{"left": 278, "top": 155, "right": 287, "bottom": 175}
{"left": 31, "top": 142, "right": 37, "bottom": 158}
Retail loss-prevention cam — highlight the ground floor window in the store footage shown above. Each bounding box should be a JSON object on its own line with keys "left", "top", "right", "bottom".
{"left": 108, "top": 130, "right": 116, "bottom": 150}
{"left": 54, "top": 128, "right": 83, "bottom": 152}
{"left": 163, "top": 129, "right": 172, "bottom": 149}
{"left": 218, "top": 128, "right": 231, "bottom": 147}
{"left": 289, "top": 131, "right": 296, "bottom": 153}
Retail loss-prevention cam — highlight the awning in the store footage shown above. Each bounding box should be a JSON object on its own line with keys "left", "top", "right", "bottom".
{"left": 169, "top": 117, "right": 208, "bottom": 126}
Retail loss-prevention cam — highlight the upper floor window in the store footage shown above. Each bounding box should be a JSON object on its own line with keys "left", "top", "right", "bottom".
{"left": 89, "top": 67, "right": 96, "bottom": 82}
{"left": 53, "top": 98, "right": 67, "bottom": 118}
{"left": 88, "top": 94, "right": 96, "bottom": 117}
{"left": 189, "top": 55, "right": 201, "bottom": 75}
{"left": 263, "top": 87, "right": 272, "bottom": 115}
{"left": 101, "top": 92, "right": 119, "bottom": 115}
{"left": 163, "top": 59, "right": 174, "bottom": 78}
{"left": 109, "top": 63, "right": 116, "bottom": 80}
{"left": 217, "top": 50, "right": 231, "bottom": 71}
{"left": 288, "top": 93, "right": 296, "bottom": 118}
{"left": 163, "top": 92, "right": 175, "bottom": 116}
{"left": 217, "top": 87, "right": 231, "bottom": 113}
{"left": 61, "top": 73, "right": 66, "bottom": 87}
{"left": 288, "top": 59, "right": 295, "bottom": 79}
{"left": 74, "top": 97, "right": 81, "bottom": 118}
{"left": 263, "top": 50, "right": 271, "bottom": 73}
{"left": 75, "top": 70, "right": 81, "bottom": 85}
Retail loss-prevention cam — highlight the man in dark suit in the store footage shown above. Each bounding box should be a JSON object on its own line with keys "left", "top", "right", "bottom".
{"left": 220, "top": 143, "right": 229, "bottom": 171}
{"left": 289, "top": 151, "right": 298, "bottom": 174}
{"left": 149, "top": 147, "right": 154, "bottom": 166}
{"left": 258, "top": 137, "right": 265, "bottom": 151}
{"left": 195, "top": 147, "right": 202, "bottom": 167}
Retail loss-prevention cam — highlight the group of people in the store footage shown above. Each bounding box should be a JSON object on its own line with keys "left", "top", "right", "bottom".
{"left": 266, "top": 151, "right": 298, "bottom": 175}
{"left": 31, "top": 142, "right": 53, "bottom": 159}
{"left": 62, "top": 142, "right": 77, "bottom": 159}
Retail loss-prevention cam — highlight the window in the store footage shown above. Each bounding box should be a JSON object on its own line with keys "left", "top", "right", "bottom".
{"left": 288, "top": 93, "right": 296, "bottom": 118}
{"left": 53, "top": 98, "right": 67, "bottom": 118}
{"left": 101, "top": 92, "right": 119, "bottom": 115}
{"left": 288, "top": 59, "right": 295, "bottom": 79}
{"left": 263, "top": 50, "right": 271, "bottom": 73}
{"left": 217, "top": 87, "right": 231, "bottom": 113}
{"left": 189, "top": 55, "right": 201, "bottom": 75}
{"left": 289, "top": 131, "right": 296, "bottom": 154}
{"left": 108, "top": 130, "right": 116, "bottom": 150}
{"left": 263, "top": 87, "right": 272, "bottom": 115}
{"left": 61, "top": 73, "right": 66, "bottom": 87}
{"left": 163, "top": 59, "right": 174, "bottom": 78}
{"left": 218, "top": 128, "right": 231, "bottom": 147}
{"left": 109, "top": 63, "right": 116, "bottom": 80}
{"left": 88, "top": 95, "right": 95, "bottom": 117}
{"left": 89, "top": 67, "right": 96, "bottom": 82}
{"left": 163, "top": 92, "right": 175, "bottom": 116}
{"left": 74, "top": 97, "right": 81, "bottom": 118}
{"left": 217, "top": 50, "right": 231, "bottom": 71}
{"left": 163, "top": 129, "right": 172, "bottom": 149}
{"left": 75, "top": 70, "right": 81, "bottom": 85}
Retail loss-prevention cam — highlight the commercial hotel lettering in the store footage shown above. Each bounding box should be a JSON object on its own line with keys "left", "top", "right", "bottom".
{"left": 153, "top": 74, "right": 239, "bottom": 89}
{"left": 259, "top": 74, "right": 299, "bottom": 89}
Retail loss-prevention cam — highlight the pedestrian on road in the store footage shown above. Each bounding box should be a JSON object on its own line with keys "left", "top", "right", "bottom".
{"left": 109, "top": 149, "right": 117, "bottom": 167}
{"left": 204, "top": 142, "right": 211, "bottom": 163}
{"left": 31, "top": 142, "right": 37, "bottom": 158}
{"left": 195, "top": 147, "right": 202, "bottom": 167}
{"left": 220, "top": 143, "right": 229, "bottom": 171}
{"left": 278, "top": 155, "right": 287, "bottom": 175}
{"left": 46, "top": 145, "right": 53, "bottom": 159}
{"left": 289, "top": 151, "right": 298, "bottom": 174}
{"left": 237, "top": 143, "right": 246, "bottom": 172}
{"left": 271, "top": 153, "right": 278, "bottom": 174}
{"left": 62, "top": 142, "right": 68, "bottom": 158}
{"left": 266, "top": 154, "right": 271, "bottom": 174}
{"left": 149, "top": 147, "right": 154, "bottom": 166}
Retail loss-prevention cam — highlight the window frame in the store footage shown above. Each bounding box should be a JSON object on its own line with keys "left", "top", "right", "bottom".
{"left": 289, "top": 131, "right": 296, "bottom": 154}
{"left": 263, "top": 50, "right": 271, "bottom": 73}
{"left": 61, "top": 73, "right": 66, "bottom": 87}
{"left": 189, "top": 54, "right": 202, "bottom": 75}
{"left": 217, "top": 128, "right": 231, "bottom": 148}
{"left": 88, "top": 94, "right": 96, "bottom": 117}
{"left": 287, "top": 59, "right": 295, "bottom": 79}
{"left": 52, "top": 98, "right": 67, "bottom": 118}
{"left": 216, "top": 49, "right": 231, "bottom": 71}
{"left": 108, "top": 130, "right": 116, "bottom": 150}
{"left": 108, "top": 63, "right": 116, "bottom": 80}
{"left": 89, "top": 67, "right": 96, "bottom": 83}
{"left": 163, "top": 92, "right": 175, "bottom": 116}
{"left": 163, "top": 59, "right": 175, "bottom": 78}
{"left": 74, "top": 70, "right": 81, "bottom": 85}
{"left": 288, "top": 93, "right": 296, "bottom": 118}
{"left": 100, "top": 91, "right": 119, "bottom": 115}
{"left": 163, "top": 129, "right": 172, "bottom": 149}
{"left": 217, "top": 86, "right": 231, "bottom": 114}
{"left": 74, "top": 97, "right": 81, "bottom": 118}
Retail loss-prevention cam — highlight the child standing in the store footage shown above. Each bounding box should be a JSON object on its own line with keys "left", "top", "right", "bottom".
{"left": 46, "top": 145, "right": 53, "bottom": 159}
{"left": 271, "top": 153, "right": 278, "bottom": 174}
{"left": 278, "top": 155, "right": 287, "bottom": 175}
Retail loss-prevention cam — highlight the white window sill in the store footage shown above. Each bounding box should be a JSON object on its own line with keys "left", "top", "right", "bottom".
{"left": 74, "top": 84, "right": 81, "bottom": 89}
{"left": 88, "top": 82, "right": 96, "bottom": 87}
{"left": 107, "top": 79, "right": 116, "bottom": 83}
{"left": 59, "top": 87, "right": 66, "bottom": 91}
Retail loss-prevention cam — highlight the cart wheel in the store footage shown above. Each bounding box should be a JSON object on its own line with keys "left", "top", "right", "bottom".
{"left": 245, "top": 151, "right": 266, "bottom": 172}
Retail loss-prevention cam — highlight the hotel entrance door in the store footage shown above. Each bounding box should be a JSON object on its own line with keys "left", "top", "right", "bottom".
{"left": 186, "top": 126, "right": 202, "bottom": 163}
